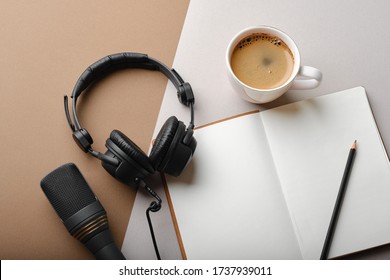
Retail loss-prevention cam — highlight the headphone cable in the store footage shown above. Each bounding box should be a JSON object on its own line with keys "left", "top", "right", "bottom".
{"left": 146, "top": 201, "right": 161, "bottom": 260}
{"left": 135, "top": 178, "right": 163, "bottom": 260}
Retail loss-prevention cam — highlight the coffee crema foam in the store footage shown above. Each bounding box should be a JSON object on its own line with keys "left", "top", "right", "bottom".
{"left": 231, "top": 33, "right": 294, "bottom": 90}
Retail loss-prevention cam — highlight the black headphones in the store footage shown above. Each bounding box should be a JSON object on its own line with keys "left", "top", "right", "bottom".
{"left": 64, "top": 52, "right": 196, "bottom": 192}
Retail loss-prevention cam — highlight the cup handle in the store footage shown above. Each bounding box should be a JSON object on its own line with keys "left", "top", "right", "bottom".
{"left": 290, "top": 66, "right": 322, "bottom": 90}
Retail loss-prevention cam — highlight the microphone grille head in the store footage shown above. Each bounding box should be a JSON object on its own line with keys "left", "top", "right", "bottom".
{"left": 40, "top": 163, "right": 97, "bottom": 221}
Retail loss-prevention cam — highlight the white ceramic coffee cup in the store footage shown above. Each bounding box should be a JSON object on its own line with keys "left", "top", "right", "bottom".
{"left": 226, "top": 26, "right": 322, "bottom": 103}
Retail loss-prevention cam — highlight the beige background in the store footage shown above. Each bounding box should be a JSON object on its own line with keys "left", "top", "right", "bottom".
{"left": 0, "top": 0, "right": 189, "bottom": 259}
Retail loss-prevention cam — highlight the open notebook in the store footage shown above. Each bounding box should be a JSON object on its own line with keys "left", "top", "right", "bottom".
{"left": 164, "top": 87, "right": 390, "bottom": 259}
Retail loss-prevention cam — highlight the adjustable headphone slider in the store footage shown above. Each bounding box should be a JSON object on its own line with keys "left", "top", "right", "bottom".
{"left": 177, "top": 82, "right": 194, "bottom": 106}
{"left": 65, "top": 95, "right": 95, "bottom": 154}
{"left": 64, "top": 95, "right": 76, "bottom": 132}
{"left": 171, "top": 68, "right": 195, "bottom": 106}
{"left": 72, "top": 128, "right": 93, "bottom": 153}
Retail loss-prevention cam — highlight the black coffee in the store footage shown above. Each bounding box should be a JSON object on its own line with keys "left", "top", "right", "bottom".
{"left": 231, "top": 33, "right": 294, "bottom": 89}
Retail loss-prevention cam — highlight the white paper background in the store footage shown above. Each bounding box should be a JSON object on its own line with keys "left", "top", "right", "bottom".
{"left": 123, "top": 0, "right": 390, "bottom": 259}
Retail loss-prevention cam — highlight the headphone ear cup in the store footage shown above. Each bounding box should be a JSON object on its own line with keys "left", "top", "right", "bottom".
{"left": 102, "top": 130, "right": 155, "bottom": 187}
{"left": 150, "top": 116, "right": 196, "bottom": 176}
{"left": 150, "top": 116, "right": 179, "bottom": 171}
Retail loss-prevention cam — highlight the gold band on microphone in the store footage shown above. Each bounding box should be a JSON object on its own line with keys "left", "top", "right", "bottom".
{"left": 72, "top": 214, "right": 108, "bottom": 241}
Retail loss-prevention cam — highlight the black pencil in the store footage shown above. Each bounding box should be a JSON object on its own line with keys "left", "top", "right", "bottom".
{"left": 320, "top": 140, "right": 357, "bottom": 260}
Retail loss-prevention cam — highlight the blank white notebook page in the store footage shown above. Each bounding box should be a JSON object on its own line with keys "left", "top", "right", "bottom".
{"left": 166, "top": 86, "right": 390, "bottom": 259}
{"left": 261, "top": 86, "right": 390, "bottom": 259}
{"left": 166, "top": 113, "right": 301, "bottom": 259}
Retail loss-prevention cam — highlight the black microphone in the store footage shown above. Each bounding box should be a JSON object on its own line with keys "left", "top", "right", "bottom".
{"left": 40, "top": 163, "right": 125, "bottom": 260}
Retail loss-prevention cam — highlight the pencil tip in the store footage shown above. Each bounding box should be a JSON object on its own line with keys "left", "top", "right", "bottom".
{"left": 352, "top": 140, "right": 357, "bottom": 149}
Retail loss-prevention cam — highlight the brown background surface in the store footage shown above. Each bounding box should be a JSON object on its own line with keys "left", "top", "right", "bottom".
{"left": 0, "top": 0, "right": 190, "bottom": 259}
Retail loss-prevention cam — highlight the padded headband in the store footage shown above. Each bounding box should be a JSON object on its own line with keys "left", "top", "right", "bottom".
{"left": 65, "top": 52, "right": 194, "bottom": 132}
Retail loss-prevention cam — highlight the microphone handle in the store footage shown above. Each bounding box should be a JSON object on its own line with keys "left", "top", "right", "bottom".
{"left": 84, "top": 229, "right": 125, "bottom": 260}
